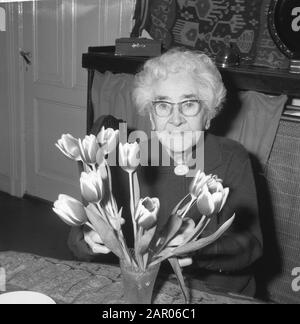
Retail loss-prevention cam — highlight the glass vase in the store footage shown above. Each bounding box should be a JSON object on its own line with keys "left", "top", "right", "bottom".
{"left": 120, "top": 260, "right": 160, "bottom": 304}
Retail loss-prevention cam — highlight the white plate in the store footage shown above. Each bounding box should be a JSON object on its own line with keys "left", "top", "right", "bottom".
{"left": 0, "top": 291, "right": 56, "bottom": 304}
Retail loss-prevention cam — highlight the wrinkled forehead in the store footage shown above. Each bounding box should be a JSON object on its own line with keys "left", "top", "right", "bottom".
{"left": 150, "top": 71, "right": 201, "bottom": 101}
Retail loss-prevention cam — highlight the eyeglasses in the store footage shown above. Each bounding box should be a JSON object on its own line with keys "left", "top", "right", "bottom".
{"left": 152, "top": 99, "right": 203, "bottom": 118}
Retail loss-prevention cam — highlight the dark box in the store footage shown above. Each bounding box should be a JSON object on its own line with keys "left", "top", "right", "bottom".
{"left": 115, "top": 37, "right": 161, "bottom": 57}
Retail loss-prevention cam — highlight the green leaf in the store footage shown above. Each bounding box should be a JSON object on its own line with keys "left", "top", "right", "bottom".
{"left": 137, "top": 226, "right": 157, "bottom": 256}
{"left": 149, "top": 247, "right": 174, "bottom": 266}
{"left": 182, "top": 215, "right": 207, "bottom": 244}
{"left": 173, "top": 214, "right": 235, "bottom": 256}
{"left": 171, "top": 193, "right": 191, "bottom": 216}
{"left": 86, "top": 206, "right": 125, "bottom": 259}
{"left": 168, "top": 257, "right": 190, "bottom": 304}
{"left": 187, "top": 216, "right": 211, "bottom": 244}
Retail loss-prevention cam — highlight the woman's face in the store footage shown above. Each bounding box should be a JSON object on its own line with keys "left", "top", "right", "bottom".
{"left": 149, "top": 71, "right": 209, "bottom": 153}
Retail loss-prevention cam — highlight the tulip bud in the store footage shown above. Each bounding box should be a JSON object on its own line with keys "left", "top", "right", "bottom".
{"left": 135, "top": 197, "right": 160, "bottom": 230}
{"left": 79, "top": 135, "right": 100, "bottom": 164}
{"left": 53, "top": 194, "right": 87, "bottom": 226}
{"left": 196, "top": 185, "right": 216, "bottom": 216}
{"left": 207, "top": 176, "right": 223, "bottom": 193}
{"left": 97, "top": 127, "right": 119, "bottom": 155}
{"left": 196, "top": 176, "right": 230, "bottom": 216}
{"left": 119, "top": 142, "right": 140, "bottom": 173}
{"left": 55, "top": 134, "right": 81, "bottom": 161}
{"left": 80, "top": 170, "right": 103, "bottom": 203}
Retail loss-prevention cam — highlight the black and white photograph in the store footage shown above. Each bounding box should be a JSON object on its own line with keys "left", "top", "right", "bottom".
{"left": 0, "top": 0, "right": 299, "bottom": 307}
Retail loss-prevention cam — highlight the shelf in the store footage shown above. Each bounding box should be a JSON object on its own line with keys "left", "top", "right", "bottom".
{"left": 82, "top": 46, "right": 300, "bottom": 98}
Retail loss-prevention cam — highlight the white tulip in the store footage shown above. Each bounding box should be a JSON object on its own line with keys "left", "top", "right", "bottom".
{"left": 197, "top": 176, "right": 229, "bottom": 216}
{"left": 97, "top": 127, "right": 119, "bottom": 155}
{"left": 135, "top": 197, "right": 160, "bottom": 230}
{"left": 119, "top": 142, "right": 140, "bottom": 173}
{"left": 80, "top": 170, "right": 103, "bottom": 203}
{"left": 79, "top": 134, "right": 102, "bottom": 164}
{"left": 53, "top": 194, "right": 87, "bottom": 226}
{"left": 189, "top": 170, "right": 212, "bottom": 198}
{"left": 55, "top": 134, "right": 81, "bottom": 161}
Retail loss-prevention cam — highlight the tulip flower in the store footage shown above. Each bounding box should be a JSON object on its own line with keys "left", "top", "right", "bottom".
{"left": 80, "top": 169, "right": 103, "bottom": 203}
{"left": 54, "top": 131, "right": 235, "bottom": 304}
{"left": 135, "top": 197, "right": 160, "bottom": 230}
{"left": 55, "top": 134, "right": 81, "bottom": 161}
{"left": 53, "top": 194, "right": 87, "bottom": 226}
{"left": 196, "top": 177, "right": 229, "bottom": 216}
{"left": 79, "top": 134, "right": 102, "bottom": 165}
{"left": 97, "top": 127, "right": 119, "bottom": 155}
{"left": 119, "top": 142, "right": 140, "bottom": 173}
{"left": 189, "top": 170, "right": 212, "bottom": 198}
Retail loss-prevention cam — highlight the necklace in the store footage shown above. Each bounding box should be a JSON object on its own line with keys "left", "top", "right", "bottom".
{"left": 173, "top": 151, "right": 190, "bottom": 176}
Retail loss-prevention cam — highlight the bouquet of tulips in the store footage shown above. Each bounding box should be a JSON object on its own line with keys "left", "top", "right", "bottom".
{"left": 53, "top": 127, "right": 235, "bottom": 303}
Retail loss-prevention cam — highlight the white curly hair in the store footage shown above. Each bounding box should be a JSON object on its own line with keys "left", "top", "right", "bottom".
{"left": 132, "top": 48, "right": 226, "bottom": 121}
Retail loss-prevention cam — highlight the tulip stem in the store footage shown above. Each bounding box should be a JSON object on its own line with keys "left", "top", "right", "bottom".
{"left": 135, "top": 226, "right": 144, "bottom": 270}
{"left": 181, "top": 196, "right": 197, "bottom": 219}
{"left": 129, "top": 172, "right": 137, "bottom": 241}
{"left": 104, "top": 160, "right": 112, "bottom": 193}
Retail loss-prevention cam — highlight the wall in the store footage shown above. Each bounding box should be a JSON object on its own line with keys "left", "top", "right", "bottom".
{"left": 0, "top": 3, "right": 11, "bottom": 193}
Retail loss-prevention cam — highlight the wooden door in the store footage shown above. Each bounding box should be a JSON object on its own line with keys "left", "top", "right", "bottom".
{"left": 22, "top": 0, "right": 135, "bottom": 201}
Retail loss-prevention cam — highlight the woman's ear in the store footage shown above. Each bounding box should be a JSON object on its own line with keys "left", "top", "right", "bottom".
{"left": 205, "top": 119, "right": 211, "bottom": 130}
{"left": 204, "top": 111, "right": 211, "bottom": 130}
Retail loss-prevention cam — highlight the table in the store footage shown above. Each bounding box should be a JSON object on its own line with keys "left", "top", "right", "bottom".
{"left": 0, "top": 251, "right": 263, "bottom": 304}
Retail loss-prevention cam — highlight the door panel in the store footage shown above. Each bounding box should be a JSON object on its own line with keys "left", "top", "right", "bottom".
{"left": 23, "top": 0, "right": 135, "bottom": 201}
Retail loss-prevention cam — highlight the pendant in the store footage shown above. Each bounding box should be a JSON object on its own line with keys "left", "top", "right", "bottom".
{"left": 174, "top": 164, "right": 189, "bottom": 176}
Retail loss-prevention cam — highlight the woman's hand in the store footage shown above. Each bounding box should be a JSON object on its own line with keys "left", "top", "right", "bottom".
{"left": 83, "top": 225, "right": 111, "bottom": 254}
{"left": 67, "top": 225, "right": 110, "bottom": 261}
{"left": 83, "top": 225, "right": 111, "bottom": 255}
{"left": 178, "top": 256, "right": 193, "bottom": 267}
{"left": 67, "top": 226, "right": 95, "bottom": 261}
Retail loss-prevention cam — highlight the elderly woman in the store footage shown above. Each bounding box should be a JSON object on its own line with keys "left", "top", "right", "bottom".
{"left": 68, "top": 49, "right": 263, "bottom": 297}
